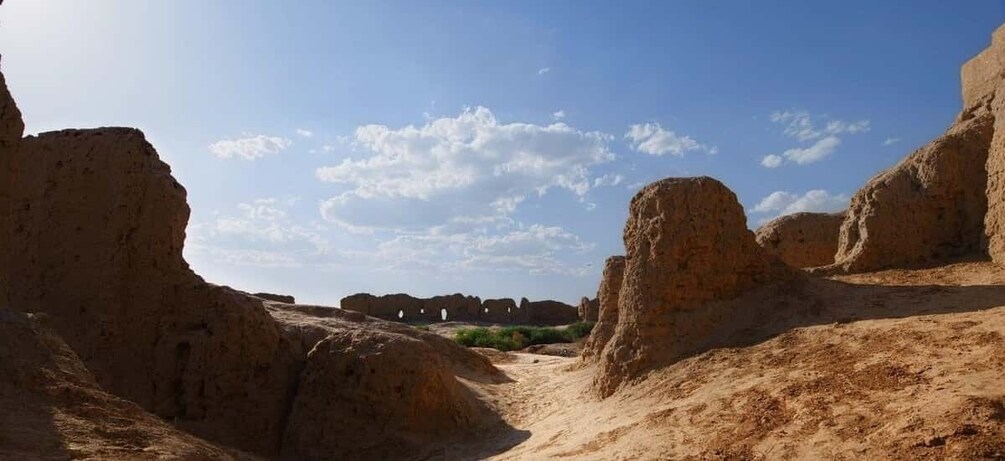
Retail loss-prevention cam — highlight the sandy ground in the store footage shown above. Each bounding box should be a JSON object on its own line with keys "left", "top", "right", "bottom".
{"left": 454, "top": 262, "right": 1005, "bottom": 460}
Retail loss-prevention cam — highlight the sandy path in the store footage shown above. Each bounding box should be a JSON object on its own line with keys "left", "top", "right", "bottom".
{"left": 456, "top": 262, "right": 1005, "bottom": 460}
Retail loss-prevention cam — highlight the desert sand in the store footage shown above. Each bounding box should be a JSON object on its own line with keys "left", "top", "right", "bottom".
{"left": 452, "top": 262, "right": 1005, "bottom": 460}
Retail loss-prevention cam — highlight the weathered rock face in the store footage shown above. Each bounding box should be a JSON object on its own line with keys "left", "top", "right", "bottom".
{"left": 281, "top": 329, "right": 483, "bottom": 460}
{"left": 961, "top": 24, "right": 1005, "bottom": 111}
{"left": 578, "top": 297, "right": 599, "bottom": 322}
{"left": 0, "top": 61, "right": 23, "bottom": 310}
{"left": 979, "top": 24, "right": 1005, "bottom": 264}
{"left": 594, "top": 177, "right": 792, "bottom": 396}
{"left": 832, "top": 112, "right": 994, "bottom": 272}
{"left": 7, "top": 128, "right": 302, "bottom": 454}
{"left": 253, "top": 292, "right": 295, "bottom": 303}
{"left": 0, "top": 59, "right": 499, "bottom": 459}
{"left": 0, "top": 310, "right": 243, "bottom": 460}
{"left": 580, "top": 255, "right": 625, "bottom": 362}
{"left": 755, "top": 212, "right": 845, "bottom": 268}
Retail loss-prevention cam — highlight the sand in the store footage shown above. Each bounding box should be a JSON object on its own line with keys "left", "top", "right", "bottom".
{"left": 454, "top": 262, "right": 1005, "bottom": 460}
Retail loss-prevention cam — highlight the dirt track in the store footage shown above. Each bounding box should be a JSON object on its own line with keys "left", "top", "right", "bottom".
{"left": 456, "top": 262, "right": 1005, "bottom": 460}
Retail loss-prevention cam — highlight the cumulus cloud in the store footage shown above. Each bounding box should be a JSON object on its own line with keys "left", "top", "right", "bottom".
{"left": 307, "top": 106, "right": 615, "bottom": 276}
{"left": 883, "top": 137, "right": 901, "bottom": 146}
{"left": 537, "top": 67, "right": 551, "bottom": 75}
{"left": 770, "top": 110, "right": 870, "bottom": 141}
{"left": 593, "top": 174, "right": 624, "bottom": 187}
{"left": 296, "top": 128, "right": 314, "bottom": 138}
{"left": 779, "top": 135, "right": 841, "bottom": 165}
{"left": 316, "top": 106, "right": 614, "bottom": 231}
{"left": 552, "top": 110, "right": 566, "bottom": 120}
{"left": 624, "top": 122, "right": 717, "bottom": 157}
{"left": 761, "top": 154, "right": 783, "bottom": 168}
{"left": 751, "top": 189, "right": 849, "bottom": 222}
{"left": 367, "top": 223, "right": 595, "bottom": 276}
{"left": 763, "top": 110, "right": 868, "bottom": 168}
{"left": 187, "top": 197, "right": 330, "bottom": 268}
{"left": 208, "top": 134, "right": 292, "bottom": 160}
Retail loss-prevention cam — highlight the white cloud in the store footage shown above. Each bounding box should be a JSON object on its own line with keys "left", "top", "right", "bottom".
{"left": 825, "top": 119, "right": 870, "bottom": 135}
{"left": 779, "top": 135, "right": 841, "bottom": 165}
{"left": 296, "top": 128, "right": 314, "bottom": 138}
{"left": 624, "top": 122, "right": 717, "bottom": 157}
{"left": 537, "top": 67, "right": 551, "bottom": 75}
{"left": 761, "top": 154, "right": 783, "bottom": 168}
{"left": 366, "top": 223, "right": 595, "bottom": 276}
{"left": 316, "top": 106, "right": 614, "bottom": 232}
{"left": 208, "top": 134, "right": 292, "bottom": 160}
{"left": 771, "top": 111, "right": 821, "bottom": 141}
{"left": 188, "top": 197, "right": 330, "bottom": 268}
{"left": 770, "top": 110, "right": 870, "bottom": 141}
{"left": 883, "top": 137, "right": 900, "bottom": 146}
{"left": 751, "top": 189, "right": 849, "bottom": 222}
{"left": 552, "top": 110, "right": 566, "bottom": 120}
{"left": 593, "top": 174, "right": 624, "bottom": 187}
{"left": 307, "top": 106, "right": 614, "bottom": 276}
{"left": 763, "top": 110, "right": 868, "bottom": 168}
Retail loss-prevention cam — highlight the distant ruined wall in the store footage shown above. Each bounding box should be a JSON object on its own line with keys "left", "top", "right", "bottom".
{"left": 340, "top": 292, "right": 580, "bottom": 325}
{"left": 521, "top": 298, "right": 581, "bottom": 326}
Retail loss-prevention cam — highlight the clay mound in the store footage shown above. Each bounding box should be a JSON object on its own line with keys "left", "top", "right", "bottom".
{"left": 577, "top": 296, "right": 599, "bottom": 322}
{"left": 982, "top": 24, "right": 1005, "bottom": 264}
{"left": 0, "top": 310, "right": 250, "bottom": 460}
{"left": 580, "top": 255, "right": 625, "bottom": 363}
{"left": 594, "top": 177, "right": 795, "bottom": 396}
{"left": 821, "top": 25, "right": 1005, "bottom": 274}
{"left": 252, "top": 292, "right": 295, "bottom": 303}
{"left": 7, "top": 128, "right": 302, "bottom": 454}
{"left": 2, "top": 100, "right": 499, "bottom": 456}
{"left": 266, "top": 302, "right": 502, "bottom": 383}
{"left": 0, "top": 61, "right": 22, "bottom": 310}
{"left": 829, "top": 111, "right": 994, "bottom": 273}
{"left": 267, "top": 303, "right": 503, "bottom": 460}
{"left": 282, "top": 330, "right": 484, "bottom": 460}
{"left": 469, "top": 264, "right": 1005, "bottom": 459}
{"left": 755, "top": 211, "right": 845, "bottom": 268}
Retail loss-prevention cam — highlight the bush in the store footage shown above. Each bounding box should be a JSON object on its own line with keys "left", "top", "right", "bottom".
{"left": 453, "top": 322, "right": 595, "bottom": 351}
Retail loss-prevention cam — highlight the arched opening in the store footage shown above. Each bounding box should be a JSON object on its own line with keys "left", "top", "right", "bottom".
{"left": 440, "top": 308, "right": 448, "bottom": 321}
{"left": 483, "top": 307, "right": 489, "bottom": 314}
{"left": 419, "top": 308, "right": 425, "bottom": 314}
{"left": 507, "top": 307, "right": 511, "bottom": 313}
{"left": 397, "top": 309, "right": 404, "bottom": 320}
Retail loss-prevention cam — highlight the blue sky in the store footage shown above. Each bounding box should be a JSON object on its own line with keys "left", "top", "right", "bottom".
{"left": 2, "top": 1, "right": 1003, "bottom": 305}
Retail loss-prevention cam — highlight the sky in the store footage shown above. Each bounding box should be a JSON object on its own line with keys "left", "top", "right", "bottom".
{"left": 2, "top": 1, "right": 1003, "bottom": 306}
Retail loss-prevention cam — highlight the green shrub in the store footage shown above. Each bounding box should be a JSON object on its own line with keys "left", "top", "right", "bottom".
{"left": 565, "top": 321, "right": 595, "bottom": 340}
{"left": 453, "top": 322, "right": 595, "bottom": 351}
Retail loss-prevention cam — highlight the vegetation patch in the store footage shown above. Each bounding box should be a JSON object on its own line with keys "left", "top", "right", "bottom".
{"left": 454, "top": 322, "right": 595, "bottom": 351}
